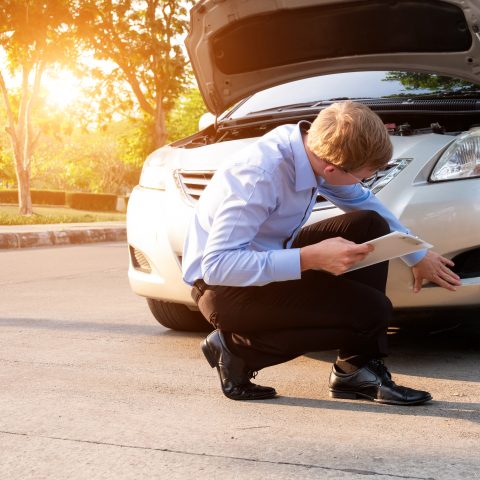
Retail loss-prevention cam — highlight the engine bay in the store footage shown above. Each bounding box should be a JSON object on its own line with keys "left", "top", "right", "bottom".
{"left": 173, "top": 108, "right": 480, "bottom": 149}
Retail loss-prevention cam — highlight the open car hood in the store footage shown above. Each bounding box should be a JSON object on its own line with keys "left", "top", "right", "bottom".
{"left": 185, "top": 0, "right": 480, "bottom": 114}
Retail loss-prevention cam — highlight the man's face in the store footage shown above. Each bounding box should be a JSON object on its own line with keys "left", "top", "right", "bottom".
{"left": 304, "top": 136, "right": 380, "bottom": 186}
{"left": 340, "top": 165, "right": 380, "bottom": 186}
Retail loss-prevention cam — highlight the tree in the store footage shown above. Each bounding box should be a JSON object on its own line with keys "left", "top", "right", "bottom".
{"left": 0, "top": 102, "right": 15, "bottom": 187}
{"left": 167, "top": 87, "right": 207, "bottom": 142}
{"left": 383, "top": 72, "right": 476, "bottom": 93}
{"left": 28, "top": 113, "right": 147, "bottom": 195}
{"left": 76, "top": 0, "right": 191, "bottom": 151}
{"left": 0, "top": 0, "right": 76, "bottom": 214}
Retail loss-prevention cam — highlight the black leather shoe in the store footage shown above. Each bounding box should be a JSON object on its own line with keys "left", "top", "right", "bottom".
{"left": 201, "top": 330, "right": 277, "bottom": 400}
{"left": 329, "top": 359, "right": 432, "bottom": 406}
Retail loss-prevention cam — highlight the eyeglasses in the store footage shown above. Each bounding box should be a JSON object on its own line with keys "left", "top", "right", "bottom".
{"left": 347, "top": 170, "right": 380, "bottom": 188}
{"left": 324, "top": 159, "right": 380, "bottom": 188}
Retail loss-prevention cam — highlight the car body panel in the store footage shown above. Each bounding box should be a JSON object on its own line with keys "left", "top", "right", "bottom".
{"left": 127, "top": 186, "right": 194, "bottom": 304}
{"left": 186, "top": 0, "right": 480, "bottom": 113}
{"left": 127, "top": 131, "right": 480, "bottom": 310}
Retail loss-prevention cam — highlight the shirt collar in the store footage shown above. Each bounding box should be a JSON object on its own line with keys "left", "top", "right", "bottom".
{"left": 290, "top": 121, "right": 318, "bottom": 192}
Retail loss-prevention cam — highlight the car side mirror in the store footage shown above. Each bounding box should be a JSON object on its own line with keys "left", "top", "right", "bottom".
{"left": 198, "top": 112, "right": 215, "bottom": 130}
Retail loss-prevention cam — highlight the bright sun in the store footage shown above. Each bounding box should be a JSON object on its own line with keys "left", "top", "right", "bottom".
{"left": 42, "top": 70, "right": 82, "bottom": 108}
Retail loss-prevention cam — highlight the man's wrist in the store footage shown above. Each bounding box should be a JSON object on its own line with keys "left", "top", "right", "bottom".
{"left": 405, "top": 249, "right": 429, "bottom": 267}
{"left": 300, "top": 245, "right": 314, "bottom": 271}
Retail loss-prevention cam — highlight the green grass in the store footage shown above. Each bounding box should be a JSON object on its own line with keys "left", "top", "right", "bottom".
{"left": 0, "top": 204, "right": 126, "bottom": 225}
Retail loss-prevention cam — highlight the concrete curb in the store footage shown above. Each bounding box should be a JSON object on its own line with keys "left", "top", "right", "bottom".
{"left": 0, "top": 223, "right": 126, "bottom": 250}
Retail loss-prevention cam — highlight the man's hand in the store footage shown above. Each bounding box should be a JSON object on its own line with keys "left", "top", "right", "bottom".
{"left": 411, "top": 251, "right": 461, "bottom": 293}
{"left": 300, "top": 237, "right": 374, "bottom": 275}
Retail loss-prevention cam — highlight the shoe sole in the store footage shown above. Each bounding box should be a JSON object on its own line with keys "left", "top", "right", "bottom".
{"left": 329, "top": 389, "right": 432, "bottom": 406}
{"left": 201, "top": 339, "right": 277, "bottom": 401}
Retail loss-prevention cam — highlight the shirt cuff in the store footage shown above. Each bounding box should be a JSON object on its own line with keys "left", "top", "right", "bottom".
{"left": 270, "top": 248, "right": 302, "bottom": 282}
{"left": 401, "top": 249, "right": 428, "bottom": 267}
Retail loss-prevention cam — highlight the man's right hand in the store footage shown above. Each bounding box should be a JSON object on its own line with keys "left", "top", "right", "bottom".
{"left": 300, "top": 237, "right": 374, "bottom": 275}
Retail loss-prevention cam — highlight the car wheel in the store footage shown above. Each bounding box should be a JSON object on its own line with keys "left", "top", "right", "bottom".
{"left": 146, "top": 298, "right": 213, "bottom": 332}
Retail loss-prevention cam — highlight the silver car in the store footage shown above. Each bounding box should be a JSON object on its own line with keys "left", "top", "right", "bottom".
{"left": 127, "top": 0, "right": 480, "bottom": 331}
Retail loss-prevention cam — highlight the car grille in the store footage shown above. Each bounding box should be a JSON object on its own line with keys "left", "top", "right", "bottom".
{"left": 129, "top": 245, "right": 152, "bottom": 274}
{"left": 176, "top": 159, "right": 406, "bottom": 205}
{"left": 175, "top": 170, "right": 215, "bottom": 203}
{"left": 175, "top": 169, "right": 330, "bottom": 206}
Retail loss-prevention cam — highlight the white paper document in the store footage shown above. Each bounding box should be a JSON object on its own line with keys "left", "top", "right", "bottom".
{"left": 346, "top": 231, "right": 433, "bottom": 272}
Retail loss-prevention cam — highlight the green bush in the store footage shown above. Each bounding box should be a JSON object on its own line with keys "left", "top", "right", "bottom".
{"left": 0, "top": 189, "right": 65, "bottom": 205}
{"left": 0, "top": 190, "right": 18, "bottom": 203}
{"left": 32, "top": 190, "right": 65, "bottom": 205}
{"left": 65, "top": 192, "right": 118, "bottom": 212}
{"left": 1, "top": 189, "right": 119, "bottom": 211}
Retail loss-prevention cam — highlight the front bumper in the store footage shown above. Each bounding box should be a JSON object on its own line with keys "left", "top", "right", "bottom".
{"left": 127, "top": 185, "right": 196, "bottom": 306}
{"left": 127, "top": 181, "right": 480, "bottom": 310}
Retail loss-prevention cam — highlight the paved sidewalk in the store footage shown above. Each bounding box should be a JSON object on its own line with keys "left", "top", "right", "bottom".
{"left": 0, "top": 222, "right": 126, "bottom": 249}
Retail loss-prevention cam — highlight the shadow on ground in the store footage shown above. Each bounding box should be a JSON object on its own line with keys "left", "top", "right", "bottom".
{"left": 253, "top": 395, "right": 480, "bottom": 424}
{"left": 2, "top": 311, "right": 478, "bottom": 384}
{"left": 306, "top": 312, "right": 480, "bottom": 383}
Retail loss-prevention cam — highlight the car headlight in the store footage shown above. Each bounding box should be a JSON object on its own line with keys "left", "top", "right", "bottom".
{"left": 368, "top": 158, "right": 413, "bottom": 194}
{"left": 431, "top": 129, "right": 480, "bottom": 182}
{"left": 139, "top": 149, "right": 170, "bottom": 190}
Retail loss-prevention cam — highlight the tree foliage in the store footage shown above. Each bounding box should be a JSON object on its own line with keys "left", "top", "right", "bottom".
{"left": 0, "top": 0, "right": 76, "bottom": 214}
{"left": 383, "top": 72, "right": 476, "bottom": 92}
{"left": 76, "top": 0, "right": 191, "bottom": 150}
{"left": 29, "top": 115, "right": 147, "bottom": 195}
{"left": 0, "top": 1, "right": 208, "bottom": 207}
{"left": 167, "top": 87, "right": 207, "bottom": 142}
{"left": 0, "top": 102, "right": 16, "bottom": 185}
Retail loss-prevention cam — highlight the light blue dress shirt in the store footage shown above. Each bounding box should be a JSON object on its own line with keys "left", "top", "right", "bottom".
{"left": 182, "top": 122, "right": 426, "bottom": 287}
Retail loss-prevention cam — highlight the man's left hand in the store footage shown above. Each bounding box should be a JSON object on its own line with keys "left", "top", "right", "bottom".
{"left": 411, "top": 251, "right": 461, "bottom": 293}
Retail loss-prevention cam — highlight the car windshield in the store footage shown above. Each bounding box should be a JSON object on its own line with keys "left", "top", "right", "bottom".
{"left": 227, "top": 71, "right": 480, "bottom": 119}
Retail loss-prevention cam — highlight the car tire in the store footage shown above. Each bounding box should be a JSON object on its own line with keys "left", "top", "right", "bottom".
{"left": 146, "top": 298, "right": 213, "bottom": 332}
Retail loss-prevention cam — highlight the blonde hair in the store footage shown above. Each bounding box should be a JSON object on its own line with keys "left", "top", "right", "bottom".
{"left": 306, "top": 101, "right": 392, "bottom": 171}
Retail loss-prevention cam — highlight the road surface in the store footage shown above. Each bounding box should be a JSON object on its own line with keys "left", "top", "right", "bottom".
{"left": 1, "top": 243, "right": 479, "bottom": 479}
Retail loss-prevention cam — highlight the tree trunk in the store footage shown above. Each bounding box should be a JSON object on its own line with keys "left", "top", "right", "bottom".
{"left": 11, "top": 118, "right": 34, "bottom": 215}
{"left": 0, "top": 69, "right": 33, "bottom": 214}
{"left": 12, "top": 61, "right": 42, "bottom": 216}
{"left": 16, "top": 165, "right": 32, "bottom": 215}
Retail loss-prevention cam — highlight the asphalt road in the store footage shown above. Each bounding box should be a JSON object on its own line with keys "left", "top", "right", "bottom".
{"left": 1, "top": 243, "right": 479, "bottom": 480}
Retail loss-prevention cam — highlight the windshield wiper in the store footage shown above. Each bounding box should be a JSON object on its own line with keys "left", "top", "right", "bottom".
{"left": 218, "top": 108, "right": 317, "bottom": 130}
{"left": 244, "top": 101, "right": 321, "bottom": 115}
{"left": 382, "top": 89, "right": 480, "bottom": 100}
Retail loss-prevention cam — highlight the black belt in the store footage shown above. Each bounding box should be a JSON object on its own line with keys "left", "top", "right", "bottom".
{"left": 191, "top": 279, "right": 208, "bottom": 304}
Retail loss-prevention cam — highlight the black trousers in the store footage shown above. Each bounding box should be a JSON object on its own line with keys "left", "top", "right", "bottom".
{"left": 195, "top": 210, "right": 392, "bottom": 371}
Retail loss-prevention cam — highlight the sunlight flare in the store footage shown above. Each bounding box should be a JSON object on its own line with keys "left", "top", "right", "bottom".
{"left": 42, "top": 70, "right": 82, "bottom": 108}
